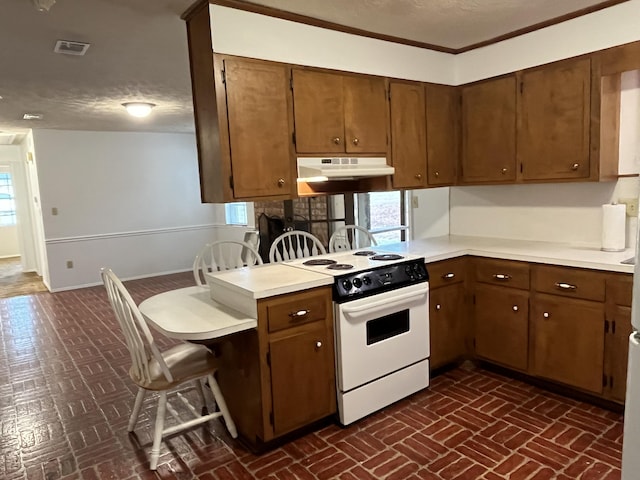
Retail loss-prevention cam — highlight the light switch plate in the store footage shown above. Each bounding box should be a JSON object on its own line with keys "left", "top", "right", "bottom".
{"left": 619, "top": 198, "right": 639, "bottom": 217}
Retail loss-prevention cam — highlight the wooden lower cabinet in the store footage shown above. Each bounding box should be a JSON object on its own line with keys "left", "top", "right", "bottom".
{"left": 475, "top": 284, "right": 529, "bottom": 371}
{"left": 530, "top": 294, "right": 605, "bottom": 394}
{"left": 429, "top": 283, "right": 466, "bottom": 369}
{"left": 214, "top": 286, "right": 335, "bottom": 448}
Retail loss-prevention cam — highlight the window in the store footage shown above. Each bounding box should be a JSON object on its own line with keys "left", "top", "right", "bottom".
{"left": 356, "top": 191, "right": 409, "bottom": 245}
{"left": 0, "top": 172, "right": 16, "bottom": 227}
{"left": 225, "top": 202, "right": 248, "bottom": 225}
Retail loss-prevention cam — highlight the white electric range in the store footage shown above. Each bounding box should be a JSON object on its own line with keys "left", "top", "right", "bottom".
{"left": 286, "top": 249, "right": 430, "bottom": 425}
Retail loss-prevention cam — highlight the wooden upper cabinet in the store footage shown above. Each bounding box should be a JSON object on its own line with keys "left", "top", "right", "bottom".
{"left": 223, "top": 58, "right": 295, "bottom": 199}
{"left": 292, "top": 69, "right": 388, "bottom": 154}
{"left": 389, "top": 81, "right": 427, "bottom": 189}
{"left": 426, "top": 84, "right": 459, "bottom": 186}
{"left": 518, "top": 57, "right": 591, "bottom": 181}
{"left": 461, "top": 75, "right": 517, "bottom": 183}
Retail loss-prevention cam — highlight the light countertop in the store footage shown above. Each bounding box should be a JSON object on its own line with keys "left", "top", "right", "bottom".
{"left": 380, "top": 235, "right": 635, "bottom": 274}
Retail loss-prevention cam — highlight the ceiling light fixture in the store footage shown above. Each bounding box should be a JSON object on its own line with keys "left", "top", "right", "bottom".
{"left": 122, "top": 102, "right": 156, "bottom": 118}
{"left": 32, "top": 0, "right": 56, "bottom": 12}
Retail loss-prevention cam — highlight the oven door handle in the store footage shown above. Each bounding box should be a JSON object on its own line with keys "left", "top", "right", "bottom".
{"left": 341, "top": 289, "right": 428, "bottom": 318}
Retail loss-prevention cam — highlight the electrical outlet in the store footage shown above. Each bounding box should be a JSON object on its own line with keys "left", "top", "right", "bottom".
{"left": 619, "top": 198, "right": 639, "bottom": 217}
{"left": 66, "top": 260, "right": 74, "bottom": 269}
{"left": 411, "top": 196, "right": 419, "bottom": 209}
{"left": 51, "top": 207, "right": 58, "bottom": 215}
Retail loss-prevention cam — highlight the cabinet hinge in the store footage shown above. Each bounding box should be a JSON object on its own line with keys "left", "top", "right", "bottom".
{"left": 229, "top": 176, "right": 234, "bottom": 190}
{"left": 266, "top": 351, "right": 271, "bottom": 366}
{"left": 269, "top": 411, "right": 274, "bottom": 426}
{"left": 612, "top": 320, "right": 616, "bottom": 334}
{"left": 605, "top": 319, "right": 610, "bottom": 334}
{"left": 221, "top": 69, "right": 226, "bottom": 85}
{"left": 603, "top": 374, "right": 608, "bottom": 387}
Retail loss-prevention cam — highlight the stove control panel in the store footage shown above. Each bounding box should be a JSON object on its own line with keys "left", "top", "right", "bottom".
{"left": 333, "top": 258, "right": 429, "bottom": 301}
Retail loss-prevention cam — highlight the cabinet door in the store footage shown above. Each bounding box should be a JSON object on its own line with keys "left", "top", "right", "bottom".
{"left": 343, "top": 75, "right": 388, "bottom": 154}
{"left": 461, "top": 76, "right": 517, "bottom": 183}
{"left": 225, "top": 58, "right": 294, "bottom": 198}
{"left": 430, "top": 284, "right": 466, "bottom": 370}
{"left": 426, "top": 84, "right": 459, "bottom": 186}
{"left": 519, "top": 57, "right": 591, "bottom": 181}
{"left": 475, "top": 284, "right": 529, "bottom": 371}
{"left": 531, "top": 294, "right": 605, "bottom": 393}
{"left": 605, "top": 304, "right": 633, "bottom": 402}
{"left": 292, "top": 69, "right": 344, "bottom": 153}
{"left": 269, "top": 323, "right": 336, "bottom": 436}
{"left": 390, "top": 81, "right": 427, "bottom": 189}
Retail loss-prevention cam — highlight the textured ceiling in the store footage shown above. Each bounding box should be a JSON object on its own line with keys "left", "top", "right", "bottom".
{"left": 0, "top": 0, "right": 623, "bottom": 143}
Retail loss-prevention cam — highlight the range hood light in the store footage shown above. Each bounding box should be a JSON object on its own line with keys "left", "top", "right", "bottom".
{"left": 297, "top": 175, "right": 329, "bottom": 183}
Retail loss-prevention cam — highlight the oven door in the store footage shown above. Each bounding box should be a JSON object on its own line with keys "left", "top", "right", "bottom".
{"left": 335, "top": 282, "right": 429, "bottom": 392}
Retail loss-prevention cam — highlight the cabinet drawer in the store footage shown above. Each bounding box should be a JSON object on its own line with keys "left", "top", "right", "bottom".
{"left": 532, "top": 265, "right": 606, "bottom": 302}
{"left": 266, "top": 291, "right": 328, "bottom": 333}
{"left": 474, "top": 258, "right": 529, "bottom": 290}
{"left": 428, "top": 257, "right": 467, "bottom": 288}
{"left": 607, "top": 274, "right": 633, "bottom": 307}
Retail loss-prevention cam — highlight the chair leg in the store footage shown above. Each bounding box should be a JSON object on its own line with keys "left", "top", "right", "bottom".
{"left": 207, "top": 374, "right": 237, "bottom": 438}
{"left": 128, "top": 388, "right": 146, "bottom": 432}
{"left": 150, "top": 391, "right": 167, "bottom": 471}
{"left": 193, "top": 378, "right": 208, "bottom": 412}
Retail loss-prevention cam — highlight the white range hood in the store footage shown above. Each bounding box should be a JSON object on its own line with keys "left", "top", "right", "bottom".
{"left": 297, "top": 157, "right": 394, "bottom": 182}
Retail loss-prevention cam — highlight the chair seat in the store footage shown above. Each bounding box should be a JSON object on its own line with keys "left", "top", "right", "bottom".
{"left": 131, "top": 343, "right": 217, "bottom": 391}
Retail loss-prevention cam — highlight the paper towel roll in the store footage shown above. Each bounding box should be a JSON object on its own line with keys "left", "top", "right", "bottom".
{"left": 602, "top": 203, "right": 626, "bottom": 252}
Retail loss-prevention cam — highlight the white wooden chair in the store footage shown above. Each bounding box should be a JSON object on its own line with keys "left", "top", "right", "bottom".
{"left": 193, "top": 240, "right": 263, "bottom": 286}
{"left": 329, "top": 225, "right": 377, "bottom": 252}
{"left": 101, "top": 268, "right": 237, "bottom": 470}
{"left": 268, "top": 230, "right": 327, "bottom": 262}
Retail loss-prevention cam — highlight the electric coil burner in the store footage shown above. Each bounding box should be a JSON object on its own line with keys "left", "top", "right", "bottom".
{"left": 370, "top": 254, "right": 404, "bottom": 261}
{"left": 327, "top": 263, "right": 354, "bottom": 270}
{"left": 302, "top": 259, "right": 337, "bottom": 266}
{"left": 353, "top": 251, "right": 377, "bottom": 256}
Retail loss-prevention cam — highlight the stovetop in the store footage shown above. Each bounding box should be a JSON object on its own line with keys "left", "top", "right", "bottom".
{"left": 285, "top": 249, "right": 423, "bottom": 277}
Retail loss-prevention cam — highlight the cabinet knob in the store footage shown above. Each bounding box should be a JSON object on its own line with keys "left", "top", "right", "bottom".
{"left": 493, "top": 274, "right": 512, "bottom": 281}
{"left": 442, "top": 273, "right": 455, "bottom": 280}
{"left": 277, "top": 178, "right": 285, "bottom": 187}
{"left": 513, "top": 305, "right": 518, "bottom": 312}
{"left": 289, "top": 309, "right": 309, "bottom": 320}
{"left": 571, "top": 163, "right": 579, "bottom": 171}
{"left": 315, "top": 341, "right": 322, "bottom": 349}
{"left": 352, "top": 138, "right": 359, "bottom": 146}
{"left": 332, "top": 137, "right": 341, "bottom": 145}
{"left": 434, "top": 171, "right": 439, "bottom": 178}
{"left": 543, "top": 312, "right": 550, "bottom": 318}
{"left": 436, "top": 304, "right": 441, "bottom": 310}
{"left": 501, "top": 168, "right": 508, "bottom": 174}
{"left": 415, "top": 173, "right": 422, "bottom": 180}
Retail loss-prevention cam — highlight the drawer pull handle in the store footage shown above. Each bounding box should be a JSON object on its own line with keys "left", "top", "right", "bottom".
{"left": 315, "top": 341, "right": 322, "bottom": 349}
{"left": 436, "top": 304, "right": 441, "bottom": 310}
{"left": 513, "top": 305, "right": 518, "bottom": 312}
{"left": 289, "top": 309, "right": 309, "bottom": 320}
{"left": 442, "top": 273, "right": 455, "bottom": 280}
{"left": 493, "top": 274, "right": 512, "bottom": 281}
{"left": 543, "top": 312, "right": 550, "bottom": 318}
{"left": 555, "top": 282, "right": 577, "bottom": 291}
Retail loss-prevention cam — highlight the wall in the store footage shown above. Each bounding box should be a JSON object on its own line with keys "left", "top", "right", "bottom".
{"left": 0, "top": 161, "right": 19, "bottom": 258}
{"left": 449, "top": 178, "right": 639, "bottom": 248}
{"left": 410, "top": 188, "right": 450, "bottom": 240}
{"left": 32, "top": 130, "right": 232, "bottom": 290}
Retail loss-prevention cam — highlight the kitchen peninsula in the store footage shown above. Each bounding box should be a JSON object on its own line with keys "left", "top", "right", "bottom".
{"left": 189, "top": 235, "right": 633, "bottom": 449}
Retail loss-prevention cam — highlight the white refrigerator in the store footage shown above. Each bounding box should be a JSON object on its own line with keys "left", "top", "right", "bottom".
{"left": 622, "top": 229, "right": 640, "bottom": 479}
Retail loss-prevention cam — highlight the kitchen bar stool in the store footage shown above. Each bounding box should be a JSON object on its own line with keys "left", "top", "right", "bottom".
{"left": 193, "top": 240, "right": 263, "bottom": 286}
{"left": 329, "top": 225, "right": 377, "bottom": 252}
{"left": 101, "top": 268, "right": 237, "bottom": 470}
{"left": 269, "top": 230, "right": 326, "bottom": 262}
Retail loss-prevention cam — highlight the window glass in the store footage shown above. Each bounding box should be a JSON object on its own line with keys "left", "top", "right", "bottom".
{"left": 225, "top": 202, "right": 248, "bottom": 225}
{"left": 356, "top": 191, "right": 408, "bottom": 245}
{"left": 0, "top": 172, "right": 16, "bottom": 227}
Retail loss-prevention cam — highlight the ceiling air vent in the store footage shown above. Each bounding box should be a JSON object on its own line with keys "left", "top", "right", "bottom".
{"left": 0, "top": 133, "right": 16, "bottom": 145}
{"left": 54, "top": 40, "right": 90, "bottom": 56}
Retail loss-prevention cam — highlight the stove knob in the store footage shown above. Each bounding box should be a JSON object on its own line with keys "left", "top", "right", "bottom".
{"left": 341, "top": 279, "right": 352, "bottom": 291}
{"left": 352, "top": 278, "right": 363, "bottom": 289}
{"left": 362, "top": 276, "right": 371, "bottom": 285}
{"left": 405, "top": 265, "right": 413, "bottom": 275}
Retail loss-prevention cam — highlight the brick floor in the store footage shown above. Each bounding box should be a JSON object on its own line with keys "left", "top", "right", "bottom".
{"left": 0, "top": 272, "right": 624, "bottom": 479}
